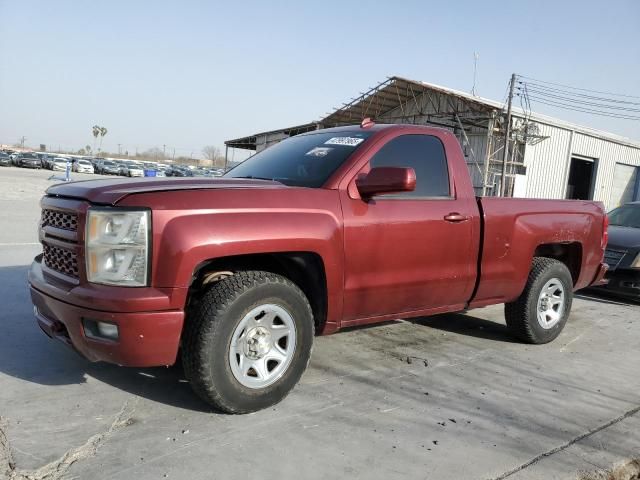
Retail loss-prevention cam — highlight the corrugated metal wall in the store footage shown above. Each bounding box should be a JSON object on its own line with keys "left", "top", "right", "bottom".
{"left": 523, "top": 120, "right": 640, "bottom": 209}
{"left": 255, "top": 131, "right": 290, "bottom": 153}
{"left": 459, "top": 133, "right": 488, "bottom": 192}
{"left": 522, "top": 123, "right": 572, "bottom": 199}
{"left": 572, "top": 132, "right": 640, "bottom": 208}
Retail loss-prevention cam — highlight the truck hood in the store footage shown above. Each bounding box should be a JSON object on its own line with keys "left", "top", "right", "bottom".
{"left": 46, "top": 177, "right": 286, "bottom": 205}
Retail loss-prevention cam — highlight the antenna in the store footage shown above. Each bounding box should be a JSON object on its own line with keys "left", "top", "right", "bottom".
{"left": 471, "top": 52, "right": 479, "bottom": 96}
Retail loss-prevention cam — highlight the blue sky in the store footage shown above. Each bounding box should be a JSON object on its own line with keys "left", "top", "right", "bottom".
{"left": 1, "top": 0, "right": 638, "bottom": 159}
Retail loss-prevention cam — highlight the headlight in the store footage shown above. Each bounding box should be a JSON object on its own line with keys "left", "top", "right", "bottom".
{"left": 632, "top": 253, "right": 640, "bottom": 269}
{"left": 86, "top": 208, "right": 150, "bottom": 286}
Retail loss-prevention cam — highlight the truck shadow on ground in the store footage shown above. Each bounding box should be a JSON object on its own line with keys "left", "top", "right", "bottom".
{"left": 3, "top": 264, "right": 633, "bottom": 413}
{"left": 340, "top": 313, "right": 520, "bottom": 343}
{"left": 1, "top": 263, "right": 517, "bottom": 412}
{"left": 0, "top": 265, "right": 213, "bottom": 412}
{"left": 575, "top": 289, "right": 640, "bottom": 307}
{"left": 409, "top": 312, "right": 520, "bottom": 343}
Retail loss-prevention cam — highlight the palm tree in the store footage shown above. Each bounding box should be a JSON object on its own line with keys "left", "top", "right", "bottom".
{"left": 99, "top": 127, "right": 108, "bottom": 152}
{"left": 92, "top": 125, "right": 100, "bottom": 153}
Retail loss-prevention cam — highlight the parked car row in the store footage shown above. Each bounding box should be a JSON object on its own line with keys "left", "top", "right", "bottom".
{"left": 92, "top": 158, "right": 224, "bottom": 178}
{"left": 0, "top": 150, "right": 225, "bottom": 178}
{"left": 0, "top": 150, "right": 41, "bottom": 168}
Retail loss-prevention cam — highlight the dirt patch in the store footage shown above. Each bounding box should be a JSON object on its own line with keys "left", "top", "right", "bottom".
{"left": 579, "top": 459, "right": 640, "bottom": 480}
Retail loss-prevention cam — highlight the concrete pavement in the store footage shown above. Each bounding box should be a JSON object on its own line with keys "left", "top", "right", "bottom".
{"left": 0, "top": 167, "right": 638, "bottom": 480}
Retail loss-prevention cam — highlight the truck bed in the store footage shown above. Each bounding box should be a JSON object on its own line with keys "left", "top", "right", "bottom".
{"left": 471, "top": 197, "right": 606, "bottom": 308}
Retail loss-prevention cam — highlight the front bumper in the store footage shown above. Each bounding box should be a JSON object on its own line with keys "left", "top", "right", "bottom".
{"left": 29, "top": 259, "right": 185, "bottom": 367}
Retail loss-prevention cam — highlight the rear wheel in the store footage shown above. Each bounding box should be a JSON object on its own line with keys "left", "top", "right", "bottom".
{"left": 182, "top": 271, "right": 314, "bottom": 413}
{"left": 505, "top": 257, "right": 573, "bottom": 344}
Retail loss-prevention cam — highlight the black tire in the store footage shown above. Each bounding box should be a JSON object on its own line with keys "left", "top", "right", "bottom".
{"left": 505, "top": 257, "right": 573, "bottom": 344}
{"left": 182, "top": 271, "right": 314, "bottom": 413}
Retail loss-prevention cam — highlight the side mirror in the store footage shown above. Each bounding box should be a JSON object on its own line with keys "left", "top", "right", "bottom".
{"left": 356, "top": 167, "right": 416, "bottom": 198}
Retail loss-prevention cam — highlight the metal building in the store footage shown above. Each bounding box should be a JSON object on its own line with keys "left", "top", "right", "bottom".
{"left": 225, "top": 76, "right": 640, "bottom": 209}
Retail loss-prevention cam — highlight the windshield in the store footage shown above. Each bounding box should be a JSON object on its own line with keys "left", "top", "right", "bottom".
{"left": 225, "top": 131, "right": 373, "bottom": 187}
{"left": 608, "top": 204, "right": 640, "bottom": 228}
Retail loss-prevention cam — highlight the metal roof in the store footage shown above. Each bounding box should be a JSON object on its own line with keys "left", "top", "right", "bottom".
{"left": 225, "top": 76, "right": 640, "bottom": 150}
{"left": 225, "top": 123, "right": 319, "bottom": 150}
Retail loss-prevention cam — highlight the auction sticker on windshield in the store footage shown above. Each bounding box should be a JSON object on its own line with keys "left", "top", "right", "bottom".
{"left": 324, "top": 137, "right": 365, "bottom": 147}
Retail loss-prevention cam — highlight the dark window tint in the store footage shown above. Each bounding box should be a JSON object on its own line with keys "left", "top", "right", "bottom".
{"left": 369, "top": 134, "right": 450, "bottom": 198}
{"left": 226, "top": 131, "right": 373, "bottom": 188}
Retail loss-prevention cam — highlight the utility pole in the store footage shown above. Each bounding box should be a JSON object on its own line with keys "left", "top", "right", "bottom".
{"left": 117, "top": 144, "right": 122, "bottom": 155}
{"left": 500, "top": 73, "right": 516, "bottom": 197}
{"left": 163, "top": 144, "right": 166, "bottom": 159}
{"left": 471, "top": 52, "right": 479, "bottom": 96}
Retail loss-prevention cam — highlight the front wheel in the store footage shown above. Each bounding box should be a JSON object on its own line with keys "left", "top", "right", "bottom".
{"left": 182, "top": 271, "right": 314, "bottom": 413}
{"left": 505, "top": 257, "right": 573, "bottom": 344}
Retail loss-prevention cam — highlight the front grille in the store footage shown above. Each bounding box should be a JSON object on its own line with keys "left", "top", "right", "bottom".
{"left": 41, "top": 209, "right": 78, "bottom": 232}
{"left": 604, "top": 248, "right": 626, "bottom": 270}
{"left": 43, "top": 243, "right": 79, "bottom": 279}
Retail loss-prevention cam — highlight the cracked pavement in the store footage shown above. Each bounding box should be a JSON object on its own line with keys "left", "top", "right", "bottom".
{"left": 1, "top": 168, "right": 639, "bottom": 480}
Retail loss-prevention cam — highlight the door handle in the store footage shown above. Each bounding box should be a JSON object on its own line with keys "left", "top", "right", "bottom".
{"left": 444, "top": 212, "right": 469, "bottom": 223}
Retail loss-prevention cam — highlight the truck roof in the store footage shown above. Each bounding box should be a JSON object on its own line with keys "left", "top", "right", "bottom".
{"left": 298, "top": 123, "right": 449, "bottom": 137}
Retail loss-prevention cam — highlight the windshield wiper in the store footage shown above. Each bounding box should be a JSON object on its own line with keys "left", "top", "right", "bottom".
{"left": 232, "top": 175, "right": 280, "bottom": 182}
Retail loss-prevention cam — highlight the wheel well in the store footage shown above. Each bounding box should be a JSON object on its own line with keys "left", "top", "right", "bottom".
{"left": 533, "top": 242, "right": 582, "bottom": 285}
{"left": 189, "top": 252, "right": 328, "bottom": 332}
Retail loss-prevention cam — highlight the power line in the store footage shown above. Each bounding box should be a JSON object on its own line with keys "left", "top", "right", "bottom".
{"left": 518, "top": 87, "right": 640, "bottom": 113}
{"left": 517, "top": 74, "right": 640, "bottom": 121}
{"left": 522, "top": 83, "right": 640, "bottom": 107}
{"left": 519, "top": 74, "right": 640, "bottom": 100}
{"left": 519, "top": 94, "right": 640, "bottom": 121}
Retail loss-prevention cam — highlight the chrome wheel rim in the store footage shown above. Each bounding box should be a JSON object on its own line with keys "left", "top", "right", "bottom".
{"left": 229, "top": 304, "right": 296, "bottom": 389}
{"left": 536, "top": 278, "right": 565, "bottom": 329}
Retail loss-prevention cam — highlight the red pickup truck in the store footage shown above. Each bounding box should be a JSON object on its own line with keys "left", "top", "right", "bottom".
{"left": 30, "top": 123, "right": 608, "bottom": 413}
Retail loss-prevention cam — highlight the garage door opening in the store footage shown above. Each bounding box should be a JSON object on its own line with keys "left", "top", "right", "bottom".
{"left": 566, "top": 157, "right": 596, "bottom": 200}
{"left": 610, "top": 163, "right": 640, "bottom": 208}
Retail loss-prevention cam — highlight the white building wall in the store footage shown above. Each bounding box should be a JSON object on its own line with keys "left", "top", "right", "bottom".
{"left": 571, "top": 132, "right": 640, "bottom": 208}
{"left": 523, "top": 120, "right": 640, "bottom": 209}
{"left": 522, "top": 123, "right": 573, "bottom": 200}
{"left": 460, "top": 133, "right": 488, "bottom": 192}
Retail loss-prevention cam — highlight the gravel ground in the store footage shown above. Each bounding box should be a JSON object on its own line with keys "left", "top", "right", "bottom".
{"left": 0, "top": 166, "right": 638, "bottom": 480}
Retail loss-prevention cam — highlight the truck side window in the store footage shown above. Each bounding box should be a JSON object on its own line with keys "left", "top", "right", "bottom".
{"left": 369, "top": 134, "right": 450, "bottom": 198}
